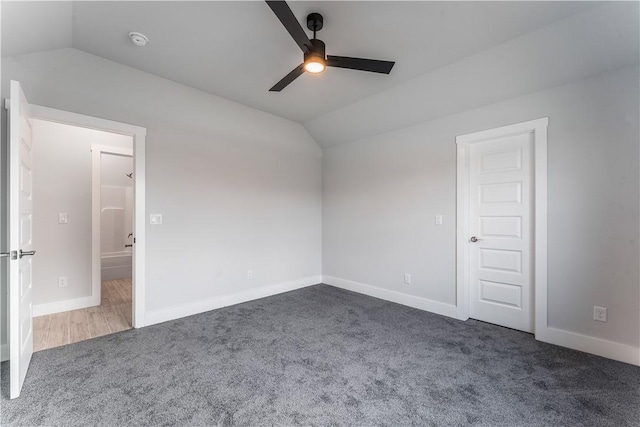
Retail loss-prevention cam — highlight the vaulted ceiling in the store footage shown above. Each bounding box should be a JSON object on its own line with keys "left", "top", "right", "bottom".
{"left": 2, "top": 2, "right": 638, "bottom": 147}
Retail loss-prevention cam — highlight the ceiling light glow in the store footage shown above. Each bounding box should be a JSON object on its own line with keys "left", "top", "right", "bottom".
{"left": 304, "top": 58, "right": 325, "bottom": 74}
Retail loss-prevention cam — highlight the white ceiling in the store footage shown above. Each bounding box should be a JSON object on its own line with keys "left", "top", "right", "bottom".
{"left": 305, "top": 2, "right": 640, "bottom": 146}
{"left": 3, "top": 1, "right": 596, "bottom": 124}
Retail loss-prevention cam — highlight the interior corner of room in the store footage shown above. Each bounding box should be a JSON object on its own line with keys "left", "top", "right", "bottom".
{"left": 0, "top": 0, "right": 638, "bottom": 423}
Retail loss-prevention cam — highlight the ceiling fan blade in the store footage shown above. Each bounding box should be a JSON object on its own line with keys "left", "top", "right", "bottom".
{"left": 266, "top": 1, "right": 313, "bottom": 54}
{"left": 326, "top": 56, "right": 395, "bottom": 74}
{"left": 269, "top": 64, "right": 305, "bottom": 92}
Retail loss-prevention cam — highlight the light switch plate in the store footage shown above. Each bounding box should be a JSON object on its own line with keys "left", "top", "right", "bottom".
{"left": 58, "top": 213, "right": 68, "bottom": 224}
{"left": 435, "top": 215, "right": 443, "bottom": 225}
{"left": 150, "top": 214, "right": 163, "bottom": 225}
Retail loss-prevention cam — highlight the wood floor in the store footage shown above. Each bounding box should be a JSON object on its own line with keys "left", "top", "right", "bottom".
{"left": 33, "top": 278, "right": 132, "bottom": 352}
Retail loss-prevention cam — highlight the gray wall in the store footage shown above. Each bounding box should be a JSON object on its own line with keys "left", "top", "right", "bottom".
{"left": 1, "top": 48, "right": 322, "bottom": 347}
{"left": 31, "top": 119, "right": 132, "bottom": 306}
{"left": 323, "top": 66, "right": 639, "bottom": 347}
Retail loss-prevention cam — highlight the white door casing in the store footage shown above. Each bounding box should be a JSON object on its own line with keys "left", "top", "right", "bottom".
{"left": 456, "top": 118, "right": 548, "bottom": 335}
{"left": 468, "top": 133, "right": 533, "bottom": 332}
{"left": 8, "top": 80, "right": 35, "bottom": 399}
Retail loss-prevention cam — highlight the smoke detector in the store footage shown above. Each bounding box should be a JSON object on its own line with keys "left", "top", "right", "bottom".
{"left": 128, "top": 32, "right": 148, "bottom": 47}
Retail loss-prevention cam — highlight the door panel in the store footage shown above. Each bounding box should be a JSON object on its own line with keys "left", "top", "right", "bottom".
{"left": 469, "top": 132, "right": 533, "bottom": 332}
{"left": 479, "top": 249, "right": 522, "bottom": 274}
{"left": 479, "top": 216, "right": 522, "bottom": 239}
{"left": 9, "top": 80, "right": 34, "bottom": 399}
{"left": 479, "top": 280, "right": 522, "bottom": 308}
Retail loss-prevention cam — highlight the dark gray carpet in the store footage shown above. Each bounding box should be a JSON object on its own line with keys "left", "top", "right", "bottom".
{"left": 2, "top": 284, "right": 639, "bottom": 426}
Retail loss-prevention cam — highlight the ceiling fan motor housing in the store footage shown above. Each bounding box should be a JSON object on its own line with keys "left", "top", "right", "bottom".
{"left": 305, "top": 38, "right": 326, "bottom": 61}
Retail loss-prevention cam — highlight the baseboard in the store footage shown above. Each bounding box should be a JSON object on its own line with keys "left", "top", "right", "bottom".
{"left": 1, "top": 343, "right": 8, "bottom": 362}
{"left": 144, "top": 275, "right": 322, "bottom": 327}
{"left": 33, "top": 295, "right": 100, "bottom": 317}
{"left": 536, "top": 326, "right": 640, "bottom": 366}
{"left": 101, "top": 267, "right": 132, "bottom": 281}
{"left": 323, "top": 275, "right": 459, "bottom": 319}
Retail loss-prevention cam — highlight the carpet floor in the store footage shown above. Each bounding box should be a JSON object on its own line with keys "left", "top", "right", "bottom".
{"left": 2, "top": 284, "right": 639, "bottom": 426}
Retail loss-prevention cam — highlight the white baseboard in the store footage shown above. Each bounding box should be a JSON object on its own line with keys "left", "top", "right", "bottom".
{"left": 101, "top": 267, "right": 132, "bottom": 281}
{"left": 1, "top": 343, "right": 8, "bottom": 362}
{"left": 144, "top": 275, "right": 322, "bottom": 327}
{"left": 33, "top": 295, "right": 100, "bottom": 317}
{"left": 323, "top": 275, "right": 459, "bottom": 319}
{"left": 536, "top": 326, "right": 640, "bottom": 366}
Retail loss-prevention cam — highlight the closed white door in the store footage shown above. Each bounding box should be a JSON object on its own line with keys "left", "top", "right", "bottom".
{"left": 468, "top": 131, "right": 533, "bottom": 332}
{"left": 8, "top": 80, "right": 35, "bottom": 399}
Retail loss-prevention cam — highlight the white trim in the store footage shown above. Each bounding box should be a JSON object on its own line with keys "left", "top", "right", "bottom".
{"left": 537, "top": 327, "right": 640, "bottom": 366}
{"left": 144, "top": 276, "right": 322, "bottom": 327}
{"left": 455, "top": 117, "right": 548, "bottom": 325}
{"left": 323, "top": 276, "right": 459, "bottom": 319}
{"left": 30, "top": 105, "right": 147, "bottom": 328}
{"left": 30, "top": 105, "right": 146, "bottom": 137}
{"left": 91, "top": 144, "right": 133, "bottom": 312}
{"left": 132, "top": 132, "right": 146, "bottom": 328}
{"left": 33, "top": 296, "right": 99, "bottom": 318}
{"left": 1, "top": 344, "right": 8, "bottom": 363}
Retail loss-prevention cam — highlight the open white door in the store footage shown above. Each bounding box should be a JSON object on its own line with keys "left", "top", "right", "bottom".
{"left": 7, "top": 80, "right": 35, "bottom": 399}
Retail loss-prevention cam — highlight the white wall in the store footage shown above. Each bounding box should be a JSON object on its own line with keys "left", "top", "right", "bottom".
{"left": 1, "top": 48, "right": 322, "bottom": 341}
{"left": 31, "top": 119, "right": 133, "bottom": 306}
{"left": 323, "top": 66, "right": 639, "bottom": 358}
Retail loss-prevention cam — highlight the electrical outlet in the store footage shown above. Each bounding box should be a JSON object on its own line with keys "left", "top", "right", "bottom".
{"left": 58, "top": 276, "right": 68, "bottom": 287}
{"left": 404, "top": 273, "right": 411, "bottom": 285}
{"left": 594, "top": 306, "right": 607, "bottom": 322}
{"left": 58, "top": 213, "right": 68, "bottom": 224}
{"left": 247, "top": 270, "right": 253, "bottom": 280}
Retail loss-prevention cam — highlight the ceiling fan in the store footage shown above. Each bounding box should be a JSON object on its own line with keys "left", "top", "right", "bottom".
{"left": 266, "top": 1, "right": 396, "bottom": 92}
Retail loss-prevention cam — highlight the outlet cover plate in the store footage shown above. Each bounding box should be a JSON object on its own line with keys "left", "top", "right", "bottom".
{"left": 594, "top": 306, "right": 607, "bottom": 322}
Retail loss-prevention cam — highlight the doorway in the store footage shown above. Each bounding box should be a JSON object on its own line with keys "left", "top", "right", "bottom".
{"left": 30, "top": 124, "right": 135, "bottom": 351}
{"left": 456, "top": 118, "right": 548, "bottom": 334}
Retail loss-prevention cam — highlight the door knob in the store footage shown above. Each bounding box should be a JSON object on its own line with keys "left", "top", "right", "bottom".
{"left": 19, "top": 249, "right": 36, "bottom": 259}
{"left": 470, "top": 236, "right": 482, "bottom": 243}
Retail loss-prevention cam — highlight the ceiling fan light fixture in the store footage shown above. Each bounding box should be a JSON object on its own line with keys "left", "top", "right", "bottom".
{"left": 304, "top": 56, "right": 326, "bottom": 74}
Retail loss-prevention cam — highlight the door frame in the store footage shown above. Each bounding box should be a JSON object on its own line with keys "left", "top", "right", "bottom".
{"left": 455, "top": 117, "right": 548, "bottom": 336}
{"left": 91, "top": 145, "right": 134, "bottom": 312}
{"left": 30, "top": 104, "right": 147, "bottom": 328}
